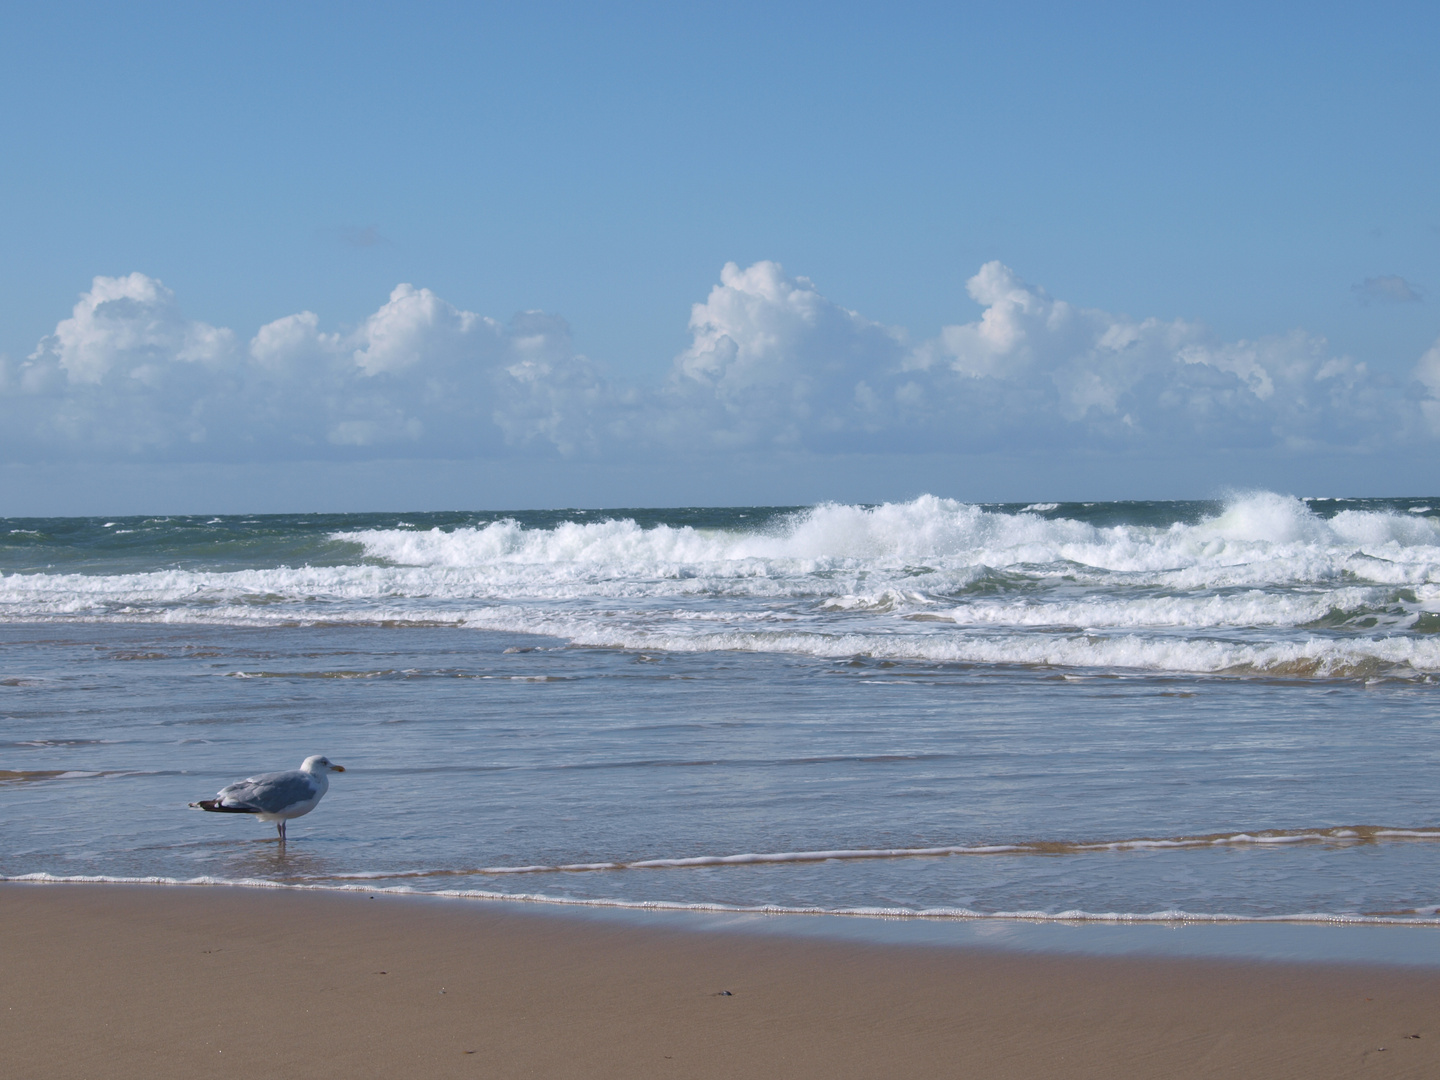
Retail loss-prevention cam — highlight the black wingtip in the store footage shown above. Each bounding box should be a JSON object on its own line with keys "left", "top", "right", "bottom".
{"left": 192, "top": 799, "right": 260, "bottom": 814}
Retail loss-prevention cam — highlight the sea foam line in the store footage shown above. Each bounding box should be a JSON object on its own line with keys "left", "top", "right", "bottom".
{"left": 6, "top": 873, "right": 1440, "bottom": 926}
{"left": 313, "top": 825, "right": 1440, "bottom": 881}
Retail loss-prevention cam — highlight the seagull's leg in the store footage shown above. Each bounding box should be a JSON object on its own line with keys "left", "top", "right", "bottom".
{"left": 277, "top": 820, "right": 286, "bottom": 843}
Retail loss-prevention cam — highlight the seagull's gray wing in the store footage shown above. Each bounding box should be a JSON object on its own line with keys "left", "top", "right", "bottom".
{"left": 216, "top": 770, "right": 319, "bottom": 814}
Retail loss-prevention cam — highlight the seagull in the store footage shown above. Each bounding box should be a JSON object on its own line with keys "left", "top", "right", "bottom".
{"left": 191, "top": 755, "right": 345, "bottom": 841}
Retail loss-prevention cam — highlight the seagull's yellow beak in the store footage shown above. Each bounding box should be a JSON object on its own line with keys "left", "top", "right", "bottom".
{"left": 331, "top": 765, "right": 346, "bottom": 772}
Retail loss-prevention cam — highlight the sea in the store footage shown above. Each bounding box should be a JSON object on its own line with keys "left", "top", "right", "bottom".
{"left": 5, "top": 491, "right": 1440, "bottom": 961}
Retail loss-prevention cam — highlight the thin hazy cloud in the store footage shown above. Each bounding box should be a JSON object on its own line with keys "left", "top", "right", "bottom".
{"left": 1352, "top": 275, "right": 1423, "bottom": 305}
{"left": 315, "top": 224, "right": 394, "bottom": 249}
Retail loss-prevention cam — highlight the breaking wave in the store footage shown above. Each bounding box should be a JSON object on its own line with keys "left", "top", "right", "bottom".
{"left": 3, "top": 492, "right": 1439, "bottom": 677}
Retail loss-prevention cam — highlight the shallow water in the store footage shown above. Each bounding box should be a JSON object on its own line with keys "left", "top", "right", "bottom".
{"left": 3, "top": 493, "right": 1440, "bottom": 935}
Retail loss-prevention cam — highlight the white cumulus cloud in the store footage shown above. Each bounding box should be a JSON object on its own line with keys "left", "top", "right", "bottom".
{"left": 0, "top": 262, "right": 1432, "bottom": 464}
{"left": 31, "top": 272, "right": 236, "bottom": 385}
{"left": 5, "top": 274, "right": 240, "bottom": 452}
{"left": 664, "top": 260, "right": 906, "bottom": 448}
{"left": 647, "top": 261, "right": 1392, "bottom": 454}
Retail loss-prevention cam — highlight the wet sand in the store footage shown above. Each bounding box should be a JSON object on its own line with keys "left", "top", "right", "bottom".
{"left": 4, "top": 882, "right": 1439, "bottom": 1079}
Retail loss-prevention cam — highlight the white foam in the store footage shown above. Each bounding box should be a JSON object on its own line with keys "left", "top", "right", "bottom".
{"left": 448, "top": 611, "right": 1440, "bottom": 676}
{"left": 310, "top": 825, "right": 1440, "bottom": 880}
{"left": 4, "top": 493, "right": 1439, "bottom": 677}
{"left": 336, "top": 493, "right": 1440, "bottom": 577}
{"left": 7, "top": 873, "right": 1439, "bottom": 926}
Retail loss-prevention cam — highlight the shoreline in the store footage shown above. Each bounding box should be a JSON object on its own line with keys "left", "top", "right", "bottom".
{"left": 12, "top": 873, "right": 1440, "bottom": 968}
{"left": 6, "top": 882, "right": 1440, "bottom": 1079}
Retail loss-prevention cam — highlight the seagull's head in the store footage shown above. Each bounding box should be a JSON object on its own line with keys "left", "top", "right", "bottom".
{"left": 301, "top": 755, "right": 346, "bottom": 774}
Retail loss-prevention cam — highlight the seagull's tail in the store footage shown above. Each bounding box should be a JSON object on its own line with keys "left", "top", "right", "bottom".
{"left": 191, "top": 799, "right": 260, "bottom": 814}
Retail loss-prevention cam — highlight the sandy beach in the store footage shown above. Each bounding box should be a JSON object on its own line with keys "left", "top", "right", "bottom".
{"left": 3, "top": 883, "right": 1438, "bottom": 1079}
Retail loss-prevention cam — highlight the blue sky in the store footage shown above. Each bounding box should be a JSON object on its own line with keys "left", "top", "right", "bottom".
{"left": 2, "top": 2, "right": 1438, "bottom": 513}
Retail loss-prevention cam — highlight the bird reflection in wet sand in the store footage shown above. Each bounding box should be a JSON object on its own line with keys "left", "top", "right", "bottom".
{"left": 226, "top": 839, "right": 333, "bottom": 882}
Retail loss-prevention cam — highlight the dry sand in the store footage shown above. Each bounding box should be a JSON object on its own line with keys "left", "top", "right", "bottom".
{"left": 3, "top": 882, "right": 1439, "bottom": 1079}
